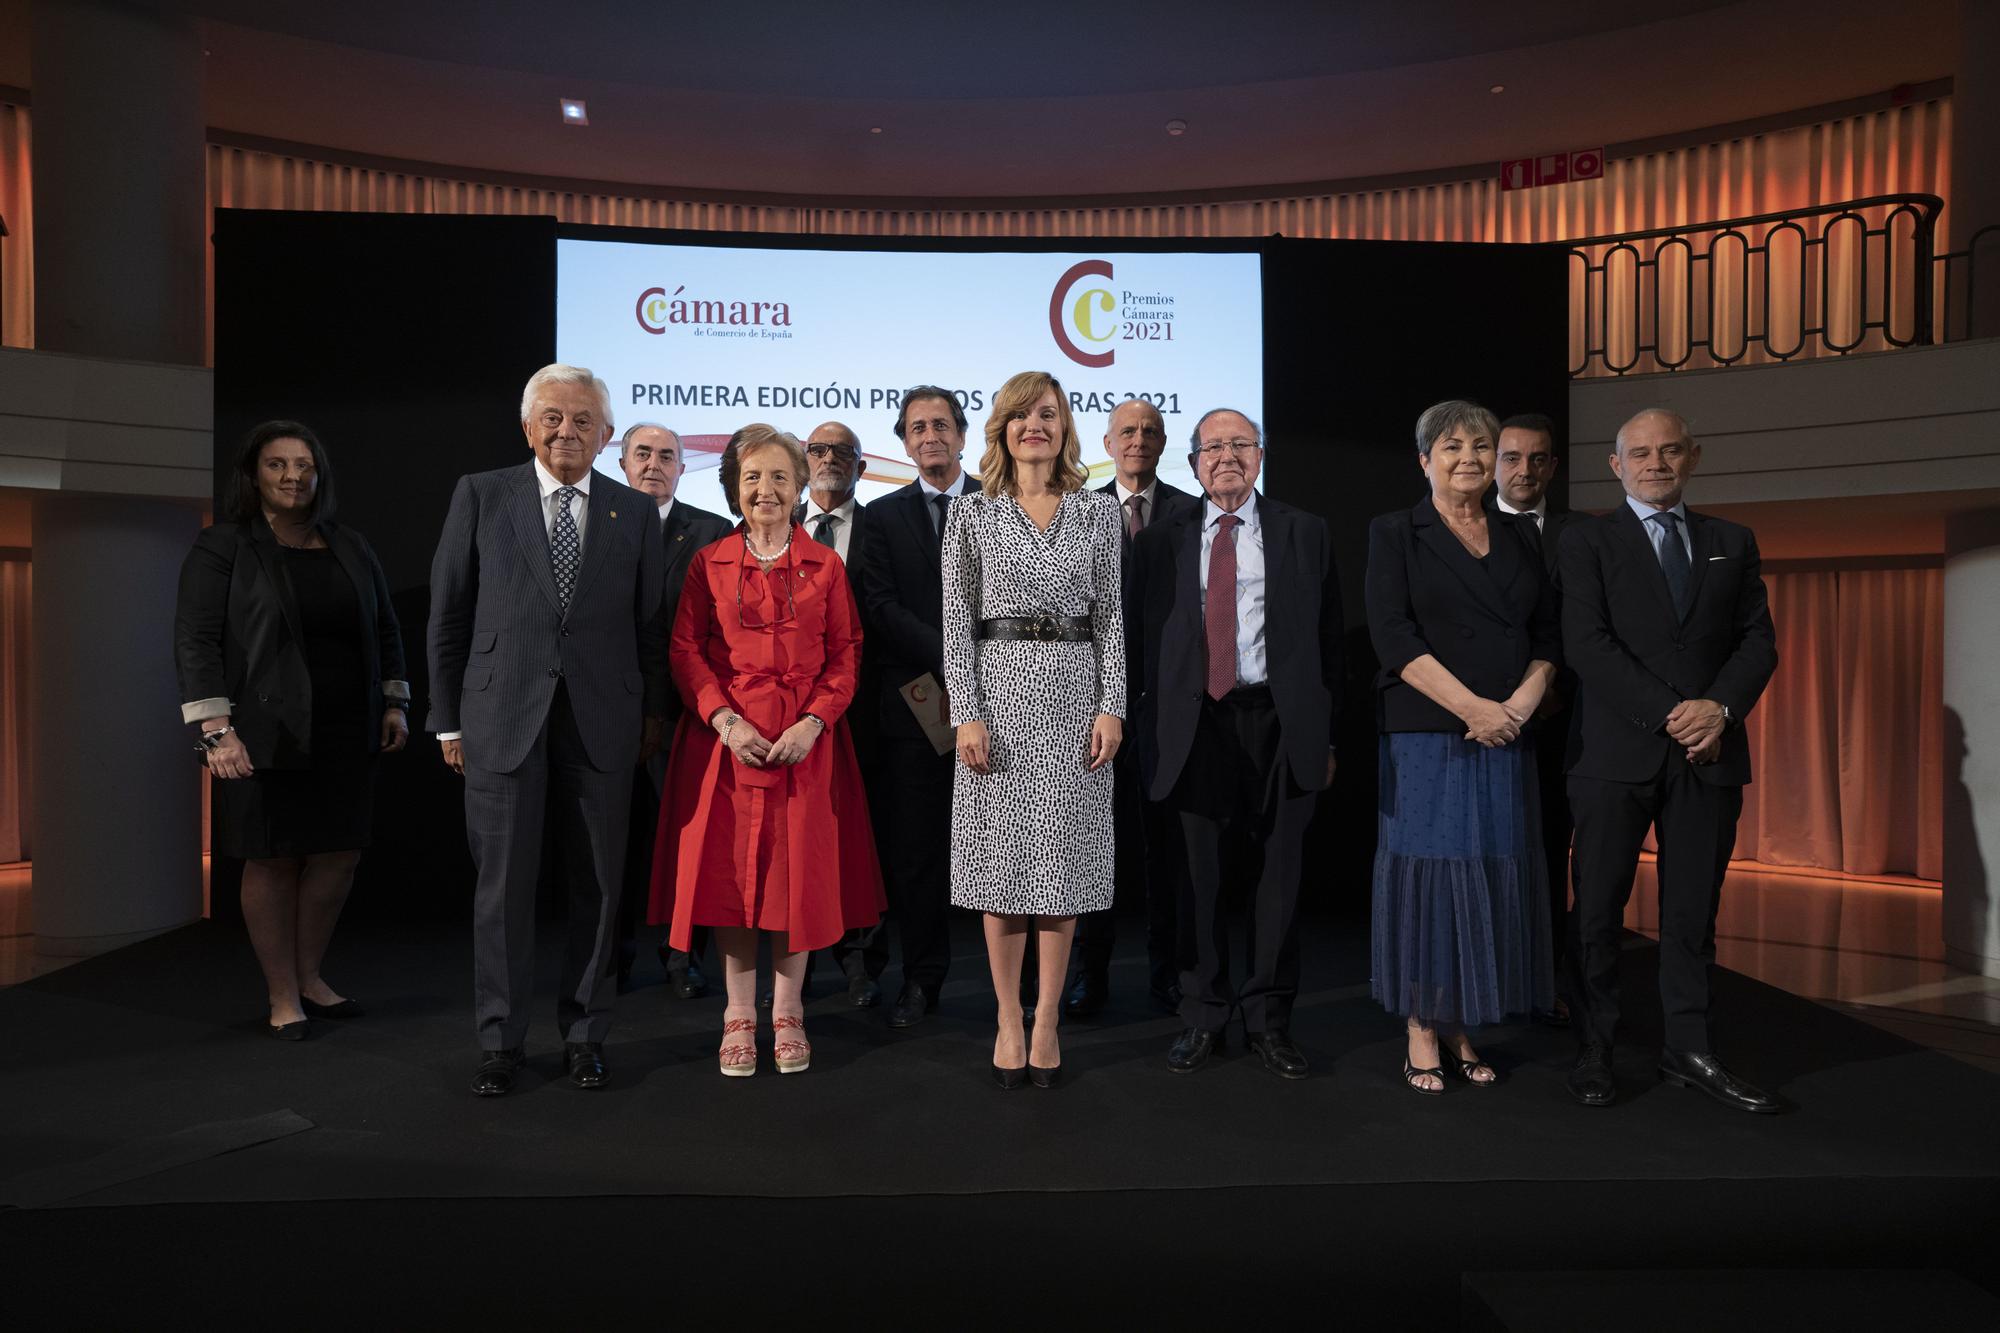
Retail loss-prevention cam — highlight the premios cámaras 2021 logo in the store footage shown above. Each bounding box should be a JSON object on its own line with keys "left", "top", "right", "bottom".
{"left": 1048, "top": 260, "right": 1177, "bottom": 368}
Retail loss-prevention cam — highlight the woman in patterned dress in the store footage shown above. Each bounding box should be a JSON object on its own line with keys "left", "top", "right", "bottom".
{"left": 942, "top": 371, "right": 1126, "bottom": 1088}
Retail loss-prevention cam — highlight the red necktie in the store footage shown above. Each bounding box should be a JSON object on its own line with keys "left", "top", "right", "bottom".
{"left": 1205, "top": 514, "right": 1241, "bottom": 700}
{"left": 1124, "top": 494, "right": 1145, "bottom": 541}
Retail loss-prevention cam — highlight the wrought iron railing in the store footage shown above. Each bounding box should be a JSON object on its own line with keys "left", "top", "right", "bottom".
{"left": 1938, "top": 222, "right": 2000, "bottom": 346}
{"left": 1569, "top": 194, "right": 1949, "bottom": 377}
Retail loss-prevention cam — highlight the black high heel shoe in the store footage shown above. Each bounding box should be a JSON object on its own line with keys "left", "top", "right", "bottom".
{"left": 992, "top": 1063, "right": 1028, "bottom": 1090}
{"left": 1028, "top": 1063, "right": 1061, "bottom": 1089}
{"left": 1442, "top": 1044, "right": 1499, "bottom": 1087}
{"left": 301, "top": 997, "right": 363, "bottom": 1020}
{"left": 269, "top": 1020, "right": 309, "bottom": 1042}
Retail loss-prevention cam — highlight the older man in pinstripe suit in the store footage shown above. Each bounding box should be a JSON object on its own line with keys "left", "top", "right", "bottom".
{"left": 429, "top": 363, "right": 668, "bottom": 1096}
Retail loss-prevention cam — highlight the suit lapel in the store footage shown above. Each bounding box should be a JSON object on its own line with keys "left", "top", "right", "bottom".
{"left": 327, "top": 526, "right": 377, "bottom": 659}
{"left": 508, "top": 464, "right": 564, "bottom": 612}
{"left": 1681, "top": 509, "right": 1714, "bottom": 621}
{"left": 1608, "top": 502, "right": 1680, "bottom": 621}
{"left": 568, "top": 481, "right": 618, "bottom": 610}
{"left": 1413, "top": 497, "right": 1510, "bottom": 624}
{"left": 245, "top": 518, "right": 306, "bottom": 648}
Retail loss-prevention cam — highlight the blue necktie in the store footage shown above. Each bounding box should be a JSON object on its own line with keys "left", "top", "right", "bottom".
{"left": 1651, "top": 510, "right": 1690, "bottom": 616}
{"left": 551, "top": 486, "right": 582, "bottom": 611}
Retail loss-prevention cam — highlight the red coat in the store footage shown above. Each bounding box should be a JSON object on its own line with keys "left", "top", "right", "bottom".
{"left": 648, "top": 525, "right": 885, "bottom": 951}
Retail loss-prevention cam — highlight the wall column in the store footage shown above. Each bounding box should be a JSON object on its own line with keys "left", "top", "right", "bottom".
{"left": 1951, "top": 0, "right": 2000, "bottom": 337}
{"left": 1942, "top": 509, "right": 2000, "bottom": 978}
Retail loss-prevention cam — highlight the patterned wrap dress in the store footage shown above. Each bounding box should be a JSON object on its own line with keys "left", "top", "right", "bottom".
{"left": 941, "top": 489, "right": 1126, "bottom": 915}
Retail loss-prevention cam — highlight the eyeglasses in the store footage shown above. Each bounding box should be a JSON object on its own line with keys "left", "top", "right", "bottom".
{"left": 805, "top": 443, "right": 858, "bottom": 461}
{"left": 1196, "top": 439, "right": 1260, "bottom": 458}
{"left": 736, "top": 553, "right": 798, "bottom": 629}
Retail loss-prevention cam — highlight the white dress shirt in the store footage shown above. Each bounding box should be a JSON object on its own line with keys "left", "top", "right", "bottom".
{"left": 1495, "top": 493, "right": 1546, "bottom": 533}
{"left": 802, "top": 494, "right": 859, "bottom": 562}
{"left": 1198, "top": 494, "right": 1267, "bottom": 688}
{"left": 1625, "top": 494, "right": 1692, "bottom": 566}
{"left": 657, "top": 496, "right": 675, "bottom": 526}
{"left": 1113, "top": 476, "right": 1160, "bottom": 531}
{"left": 534, "top": 456, "right": 592, "bottom": 548}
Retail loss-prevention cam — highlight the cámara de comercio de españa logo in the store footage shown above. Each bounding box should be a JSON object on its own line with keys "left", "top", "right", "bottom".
{"left": 1048, "top": 261, "right": 1178, "bottom": 368}
{"left": 636, "top": 285, "right": 794, "bottom": 336}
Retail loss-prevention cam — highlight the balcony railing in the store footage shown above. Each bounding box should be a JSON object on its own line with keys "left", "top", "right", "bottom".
{"left": 1570, "top": 193, "right": 2000, "bottom": 378}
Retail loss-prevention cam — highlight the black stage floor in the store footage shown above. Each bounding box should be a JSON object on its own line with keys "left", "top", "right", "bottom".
{"left": 4, "top": 910, "right": 1998, "bottom": 1329}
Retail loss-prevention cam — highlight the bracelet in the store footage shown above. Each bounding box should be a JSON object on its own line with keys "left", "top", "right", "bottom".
{"left": 198, "top": 725, "right": 235, "bottom": 752}
{"left": 801, "top": 713, "right": 826, "bottom": 732}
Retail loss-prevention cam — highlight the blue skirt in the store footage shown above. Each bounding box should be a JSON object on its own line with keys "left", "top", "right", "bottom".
{"left": 1369, "top": 731, "right": 1554, "bottom": 1026}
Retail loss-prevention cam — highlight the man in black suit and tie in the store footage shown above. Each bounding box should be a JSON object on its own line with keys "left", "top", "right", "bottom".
{"left": 1492, "top": 411, "right": 1576, "bottom": 1023}
{"left": 1559, "top": 407, "right": 1780, "bottom": 1112}
{"left": 611, "top": 422, "right": 732, "bottom": 997}
{"left": 1129, "top": 408, "right": 1342, "bottom": 1078}
{"left": 1065, "top": 398, "right": 1201, "bottom": 1017}
{"left": 799, "top": 419, "right": 887, "bottom": 1003}
{"left": 856, "top": 386, "right": 978, "bottom": 1028}
{"left": 429, "top": 364, "right": 668, "bottom": 1096}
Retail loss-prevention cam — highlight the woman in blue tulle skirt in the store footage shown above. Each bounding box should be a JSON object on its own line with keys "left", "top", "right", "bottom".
{"left": 1363, "top": 401, "right": 1560, "bottom": 1094}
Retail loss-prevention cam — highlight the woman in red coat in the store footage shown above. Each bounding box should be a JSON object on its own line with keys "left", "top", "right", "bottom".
{"left": 649, "top": 424, "right": 885, "bottom": 1076}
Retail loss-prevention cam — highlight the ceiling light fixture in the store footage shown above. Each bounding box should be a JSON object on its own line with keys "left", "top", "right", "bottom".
{"left": 1489, "top": 84, "right": 1506, "bottom": 94}
{"left": 560, "top": 98, "right": 589, "bottom": 126}
{"left": 1166, "top": 119, "right": 1188, "bottom": 136}
{"left": 870, "top": 126, "right": 883, "bottom": 134}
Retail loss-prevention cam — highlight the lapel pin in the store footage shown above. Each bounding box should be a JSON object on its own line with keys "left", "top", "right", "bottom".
{"left": 610, "top": 509, "right": 618, "bottom": 519}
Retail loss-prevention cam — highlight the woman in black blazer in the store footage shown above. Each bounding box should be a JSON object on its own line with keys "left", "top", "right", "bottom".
{"left": 174, "top": 421, "right": 409, "bottom": 1039}
{"left": 1364, "top": 400, "right": 1559, "bottom": 1095}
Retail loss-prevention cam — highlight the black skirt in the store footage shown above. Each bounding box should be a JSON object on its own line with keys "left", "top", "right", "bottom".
{"left": 214, "top": 752, "right": 376, "bottom": 859}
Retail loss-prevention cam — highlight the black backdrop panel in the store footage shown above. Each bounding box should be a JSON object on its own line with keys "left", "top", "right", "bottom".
{"left": 212, "top": 214, "right": 1567, "bottom": 921}
{"left": 213, "top": 211, "right": 557, "bottom": 920}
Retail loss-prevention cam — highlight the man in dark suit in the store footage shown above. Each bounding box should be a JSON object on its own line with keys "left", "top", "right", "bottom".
{"left": 856, "top": 386, "right": 978, "bottom": 1028}
{"left": 1491, "top": 411, "right": 1576, "bottom": 1023}
{"left": 1129, "top": 408, "right": 1342, "bottom": 1079}
{"left": 611, "top": 422, "right": 732, "bottom": 997}
{"left": 799, "top": 420, "right": 887, "bottom": 1004}
{"left": 429, "top": 364, "right": 668, "bottom": 1096}
{"left": 1065, "top": 397, "right": 1201, "bottom": 1017}
{"left": 1559, "top": 407, "right": 1780, "bottom": 1113}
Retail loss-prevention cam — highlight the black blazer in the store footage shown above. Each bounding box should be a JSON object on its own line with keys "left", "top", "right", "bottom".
{"left": 1128, "top": 494, "right": 1343, "bottom": 801}
{"left": 1365, "top": 497, "right": 1560, "bottom": 734}
{"left": 795, "top": 496, "right": 871, "bottom": 595}
{"left": 1558, "top": 502, "right": 1777, "bottom": 787}
{"left": 1098, "top": 476, "right": 1202, "bottom": 593}
{"left": 174, "top": 516, "right": 408, "bottom": 769}
{"left": 857, "top": 474, "right": 976, "bottom": 742}
{"left": 655, "top": 499, "right": 734, "bottom": 726}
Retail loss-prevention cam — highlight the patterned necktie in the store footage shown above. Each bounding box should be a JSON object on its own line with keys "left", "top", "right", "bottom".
{"left": 811, "top": 513, "right": 838, "bottom": 548}
{"left": 1651, "top": 510, "right": 1691, "bottom": 616}
{"left": 930, "top": 492, "right": 951, "bottom": 540}
{"left": 551, "top": 485, "right": 581, "bottom": 611}
{"left": 1124, "top": 493, "right": 1146, "bottom": 541}
{"left": 1205, "top": 514, "right": 1241, "bottom": 700}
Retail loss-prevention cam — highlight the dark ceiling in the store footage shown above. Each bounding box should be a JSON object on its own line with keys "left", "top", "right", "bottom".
{"left": 7, "top": 0, "right": 1960, "bottom": 198}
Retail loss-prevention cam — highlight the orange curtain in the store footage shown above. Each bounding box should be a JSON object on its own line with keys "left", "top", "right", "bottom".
{"left": 1735, "top": 566, "right": 1943, "bottom": 879}
{"left": 0, "top": 560, "right": 28, "bottom": 863}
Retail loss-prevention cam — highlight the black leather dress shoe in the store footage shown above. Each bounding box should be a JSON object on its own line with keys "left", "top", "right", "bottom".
{"left": 300, "top": 997, "right": 363, "bottom": 1020}
{"left": 887, "top": 983, "right": 936, "bottom": 1029}
{"left": 472, "top": 1047, "right": 526, "bottom": 1097}
{"left": 1247, "top": 1031, "right": 1309, "bottom": 1080}
{"left": 1567, "top": 1047, "right": 1616, "bottom": 1106}
{"left": 565, "top": 1042, "right": 609, "bottom": 1090}
{"left": 1658, "top": 1048, "right": 1784, "bottom": 1114}
{"left": 1149, "top": 983, "right": 1183, "bottom": 1015}
{"left": 847, "top": 974, "right": 882, "bottom": 1008}
{"left": 1167, "top": 1026, "right": 1221, "bottom": 1073}
{"left": 1061, "top": 971, "right": 1108, "bottom": 1018}
{"left": 669, "top": 960, "right": 707, "bottom": 1001}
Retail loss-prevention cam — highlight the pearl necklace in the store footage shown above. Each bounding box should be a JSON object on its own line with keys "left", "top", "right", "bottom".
{"left": 743, "top": 530, "right": 791, "bottom": 564}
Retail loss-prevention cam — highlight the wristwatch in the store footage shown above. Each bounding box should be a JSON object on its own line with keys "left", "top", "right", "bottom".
{"left": 1719, "top": 703, "right": 1733, "bottom": 727}
{"left": 196, "top": 724, "right": 234, "bottom": 759}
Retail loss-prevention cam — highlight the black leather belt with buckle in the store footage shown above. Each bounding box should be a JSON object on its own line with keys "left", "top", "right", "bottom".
{"left": 977, "top": 614, "right": 1094, "bottom": 642}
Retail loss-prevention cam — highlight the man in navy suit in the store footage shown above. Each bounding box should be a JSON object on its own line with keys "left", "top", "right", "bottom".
{"left": 856, "top": 386, "right": 978, "bottom": 1028}
{"left": 1129, "top": 408, "right": 1342, "bottom": 1078}
{"left": 429, "top": 365, "right": 668, "bottom": 1096}
{"left": 1559, "top": 408, "right": 1780, "bottom": 1112}
{"left": 1065, "top": 398, "right": 1201, "bottom": 1017}
{"left": 611, "top": 422, "right": 731, "bottom": 997}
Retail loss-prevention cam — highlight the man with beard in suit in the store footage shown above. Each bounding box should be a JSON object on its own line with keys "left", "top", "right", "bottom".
{"left": 799, "top": 419, "right": 887, "bottom": 1004}
{"left": 1064, "top": 397, "right": 1201, "bottom": 1018}
{"left": 613, "top": 421, "right": 732, "bottom": 996}
{"left": 1491, "top": 411, "right": 1576, "bottom": 1025}
{"left": 1559, "top": 407, "right": 1781, "bottom": 1112}
{"left": 857, "top": 386, "right": 979, "bottom": 1028}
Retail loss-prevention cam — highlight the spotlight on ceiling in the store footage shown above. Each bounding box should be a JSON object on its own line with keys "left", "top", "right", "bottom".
{"left": 870, "top": 126, "right": 884, "bottom": 134}
{"left": 1489, "top": 84, "right": 1506, "bottom": 94}
{"left": 560, "top": 98, "right": 589, "bottom": 126}
{"left": 1166, "top": 119, "right": 1188, "bottom": 137}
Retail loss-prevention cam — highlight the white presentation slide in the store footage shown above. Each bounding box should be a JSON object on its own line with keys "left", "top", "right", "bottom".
{"left": 555, "top": 238, "right": 1263, "bottom": 516}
